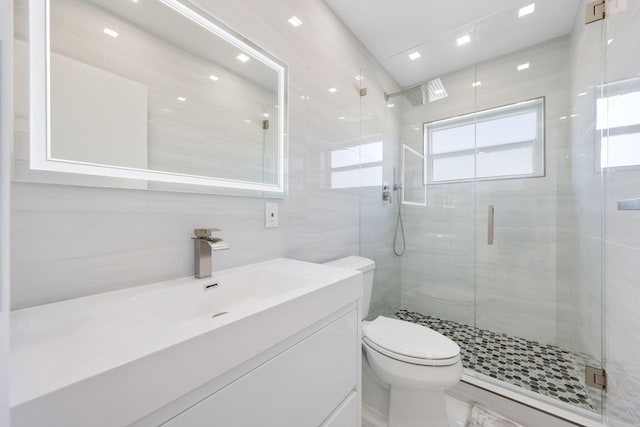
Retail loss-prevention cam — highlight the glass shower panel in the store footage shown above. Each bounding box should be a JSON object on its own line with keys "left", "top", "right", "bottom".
{"left": 471, "top": 1, "right": 605, "bottom": 416}
{"left": 357, "top": 65, "right": 403, "bottom": 319}
{"left": 602, "top": 1, "right": 640, "bottom": 424}
{"left": 385, "top": 23, "right": 478, "bottom": 340}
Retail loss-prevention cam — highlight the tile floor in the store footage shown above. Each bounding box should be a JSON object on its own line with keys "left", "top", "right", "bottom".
{"left": 395, "top": 309, "right": 599, "bottom": 412}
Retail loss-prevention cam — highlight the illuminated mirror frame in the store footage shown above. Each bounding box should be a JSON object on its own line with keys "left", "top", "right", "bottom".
{"left": 29, "top": 0, "right": 287, "bottom": 193}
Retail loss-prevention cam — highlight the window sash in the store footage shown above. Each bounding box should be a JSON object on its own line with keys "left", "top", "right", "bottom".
{"left": 424, "top": 98, "right": 545, "bottom": 184}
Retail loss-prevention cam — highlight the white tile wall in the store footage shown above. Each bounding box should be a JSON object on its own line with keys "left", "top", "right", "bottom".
{"left": 10, "top": 0, "right": 401, "bottom": 311}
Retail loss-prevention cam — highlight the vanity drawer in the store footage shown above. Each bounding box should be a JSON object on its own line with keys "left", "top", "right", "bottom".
{"left": 321, "top": 391, "right": 359, "bottom": 427}
{"left": 162, "top": 309, "right": 358, "bottom": 427}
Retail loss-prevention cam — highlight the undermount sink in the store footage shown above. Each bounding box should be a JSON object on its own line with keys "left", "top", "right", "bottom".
{"left": 10, "top": 257, "right": 362, "bottom": 427}
{"left": 134, "top": 267, "right": 317, "bottom": 324}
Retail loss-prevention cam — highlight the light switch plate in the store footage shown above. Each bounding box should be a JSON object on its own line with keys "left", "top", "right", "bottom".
{"left": 265, "top": 202, "right": 278, "bottom": 228}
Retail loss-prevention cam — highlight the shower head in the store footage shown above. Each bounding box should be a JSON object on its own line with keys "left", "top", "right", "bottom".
{"left": 385, "top": 78, "right": 448, "bottom": 107}
{"left": 385, "top": 84, "right": 427, "bottom": 107}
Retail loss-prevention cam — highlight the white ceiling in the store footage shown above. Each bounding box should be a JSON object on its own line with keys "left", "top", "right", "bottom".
{"left": 325, "top": 0, "right": 580, "bottom": 87}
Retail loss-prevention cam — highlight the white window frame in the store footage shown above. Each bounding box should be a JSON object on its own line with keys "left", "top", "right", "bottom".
{"left": 424, "top": 97, "right": 545, "bottom": 184}
{"left": 401, "top": 144, "right": 426, "bottom": 206}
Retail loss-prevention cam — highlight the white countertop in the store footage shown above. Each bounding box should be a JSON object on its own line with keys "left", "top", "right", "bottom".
{"left": 10, "top": 258, "right": 362, "bottom": 426}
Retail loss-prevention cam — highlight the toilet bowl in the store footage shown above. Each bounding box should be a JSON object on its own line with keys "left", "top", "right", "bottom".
{"left": 324, "top": 256, "right": 463, "bottom": 427}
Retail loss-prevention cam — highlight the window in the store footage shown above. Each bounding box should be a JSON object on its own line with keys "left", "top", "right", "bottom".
{"left": 424, "top": 98, "right": 545, "bottom": 184}
{"left": 597, "top": 84, "right": 640, "bottom": 170}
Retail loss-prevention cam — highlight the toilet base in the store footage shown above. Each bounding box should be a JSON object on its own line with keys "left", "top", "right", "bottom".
{"left": 389, "top": 387, "right": 449, "bottom": 427}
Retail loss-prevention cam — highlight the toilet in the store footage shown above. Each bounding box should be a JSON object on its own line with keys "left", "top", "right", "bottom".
{"left": 324, "top": 256, "right": 463, "bottom": 427}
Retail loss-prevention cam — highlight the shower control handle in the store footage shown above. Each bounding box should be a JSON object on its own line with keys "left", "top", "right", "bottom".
{"left": 488, "top": 205, "right": 494, "bottom": 245}
{"left": 382, "top": 185, "right": 392, "bottom": 203}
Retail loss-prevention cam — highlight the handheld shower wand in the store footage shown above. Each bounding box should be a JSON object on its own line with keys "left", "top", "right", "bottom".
{"left": 392, "top": 168, "right": 406, "bottom": 257}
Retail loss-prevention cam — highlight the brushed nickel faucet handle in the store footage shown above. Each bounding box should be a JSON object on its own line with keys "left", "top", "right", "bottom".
{"left": 194, "top": 228, "right": 221, "bottom": 239}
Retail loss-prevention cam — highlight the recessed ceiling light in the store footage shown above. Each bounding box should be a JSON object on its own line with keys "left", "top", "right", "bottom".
{"left": 386, "top": 103, "right": 395, "bottom": 108}
{"left": 414, "top": 127, "right": 421, "bottom": 131}
{"left": 354, "top": 75, "right": 363, "bottom": 81}
{"left": 456, "top": 34, "right": 471, "bottom": 46}
{"left": 288, "top": 16, "right": 302, "bottom": 27}
{"left": 177, "top": 96, "right": 186, "bottom": 102}
{"left": 608, "top": 38, "right": 614, "bottom": 45}
{"left": 570, "top": 113, "right": 579, "bottom": 118}
{"left": 577, "top": 92, "right": 587, "bottom": 96}
{"left": 244, "top": 119, "right": 252, "bottom": 123}
{"left": 408, "top": 51, "right": 421, "bottom": 61}
{"left": 300, "top": 95, "right": 309, "bottom": 100}
{"left": 103, "top": 27, "right": 119, "bottom": 38}
{"left": 236, "top": 53, "right": 250, "bottom": 63}
{"left": 517, "top": 62, "right": 530, "bottom": 71}
{"left": 208, "top": 74, "right": 219, "bottom": 81}
{"left": 472, "top": 81, "right": 482, "bottom": 87}
{"left": 131, "top": 0, "right": 139, "bottom": 3}
{"left": 559, "top": 116, "right": 568, "bottom": 120}
{"left": 519, "top": 3, "right": 535, "bottom": 18}
{"left": 328, "top": 87, "right": 338, "bottom": 93}
{"left": 262, "top": 113, "right": 270, "bottom": 118}
{"left": 338, "top": 116, "right": 345, "bottom": 120}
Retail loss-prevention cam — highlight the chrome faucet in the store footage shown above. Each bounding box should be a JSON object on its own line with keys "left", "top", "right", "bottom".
{"left": 193, "top": 228, "right": 230, "bottom": 279}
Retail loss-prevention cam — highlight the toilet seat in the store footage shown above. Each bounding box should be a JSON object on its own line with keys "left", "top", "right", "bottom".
{"left": 363, "top": 316, "right": 460, "bottom": 367}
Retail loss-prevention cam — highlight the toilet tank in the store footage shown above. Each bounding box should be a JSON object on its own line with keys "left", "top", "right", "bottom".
{"left": 324, "top": 256, "right": 375, "bottom": 319}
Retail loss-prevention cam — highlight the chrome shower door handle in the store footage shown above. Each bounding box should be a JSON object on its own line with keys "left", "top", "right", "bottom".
{"left": 618, "top": 198, "right": 640, "bottom": 210}
{"left": 488, "top": 205, "right": 494, "bottom": 245}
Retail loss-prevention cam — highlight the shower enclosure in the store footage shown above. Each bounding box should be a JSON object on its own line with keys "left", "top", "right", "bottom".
{"left": 360, "top": 0, "right": 640, "bottom": 422}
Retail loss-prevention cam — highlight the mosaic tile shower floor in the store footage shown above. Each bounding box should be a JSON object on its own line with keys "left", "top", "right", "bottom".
{"left": 395, "top": 309, "right": 600, "bottom": 412}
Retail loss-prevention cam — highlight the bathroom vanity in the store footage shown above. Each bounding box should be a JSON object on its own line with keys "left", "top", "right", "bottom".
{"left": 10, "top": 259, "right": 363, "bottom": 427}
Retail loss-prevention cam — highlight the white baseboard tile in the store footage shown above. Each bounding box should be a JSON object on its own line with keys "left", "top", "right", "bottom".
{"left": 362, "top": 396, "right": 469, "bottom": 427}
{"left": 362, "top": 404, "right": 388, "bottom": 427}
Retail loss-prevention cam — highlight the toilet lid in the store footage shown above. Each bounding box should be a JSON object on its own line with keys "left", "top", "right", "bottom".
{"left": 363, "top": 316, "right": 460, "bottom": 361}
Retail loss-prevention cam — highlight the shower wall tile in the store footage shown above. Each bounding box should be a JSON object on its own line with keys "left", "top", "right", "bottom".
{"left": 10, "top": 0, "right": 401, "bottom": 308}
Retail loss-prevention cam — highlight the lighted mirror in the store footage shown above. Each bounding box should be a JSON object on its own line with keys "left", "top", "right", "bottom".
{"left": 23, "top": 0, "right": 287, "bottom": 194}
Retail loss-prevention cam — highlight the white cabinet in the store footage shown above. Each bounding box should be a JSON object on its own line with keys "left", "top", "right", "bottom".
{"left": 321, "top": 392, "right": 359, "bottom": 427}
{"left": 12, "top": 259, "right": 362, "bottom": 427}
{"left": 159, "top": 309, "right": 359, "bottom": 427}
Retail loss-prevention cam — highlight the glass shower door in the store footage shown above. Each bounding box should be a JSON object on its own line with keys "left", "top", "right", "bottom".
{"left": 470, "top": 2, "right": 606, "bottom": 417}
